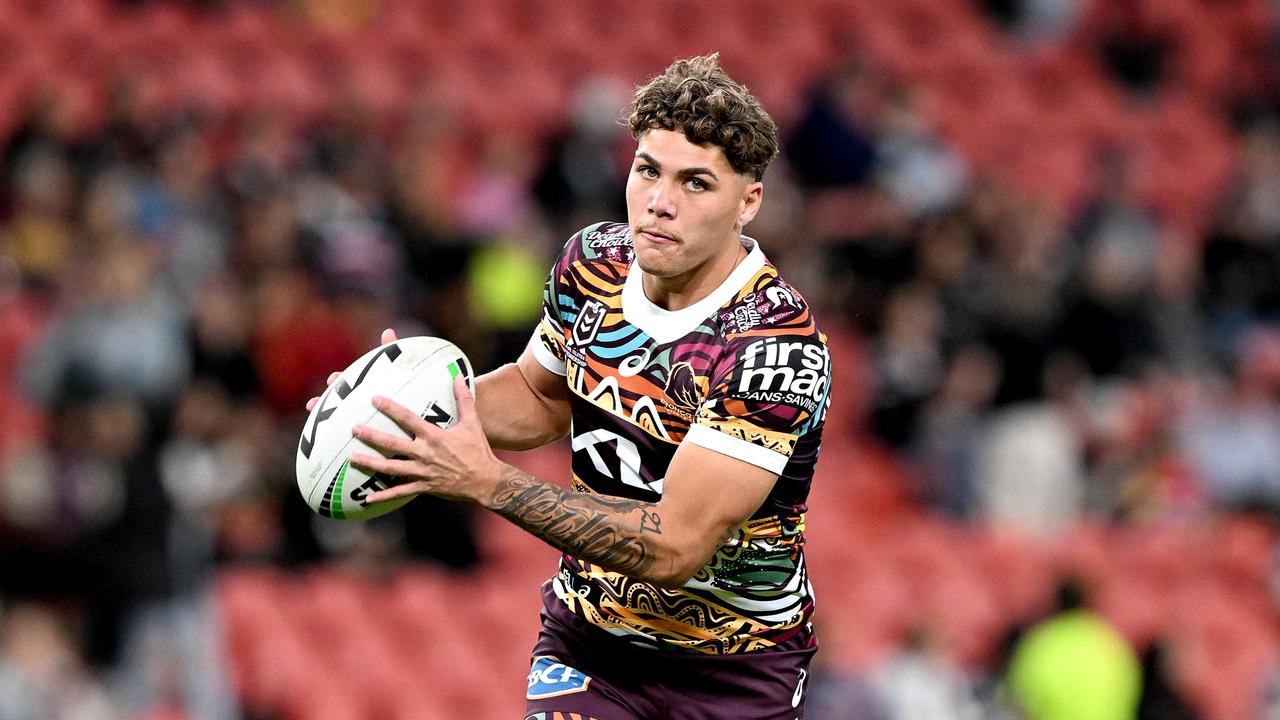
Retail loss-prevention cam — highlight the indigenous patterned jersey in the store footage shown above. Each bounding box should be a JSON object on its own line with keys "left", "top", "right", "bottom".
{"left": 530, "top": 221, "right": 831, "bottom": 655}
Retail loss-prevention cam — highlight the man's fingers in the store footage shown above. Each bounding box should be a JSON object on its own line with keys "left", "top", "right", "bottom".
{"left": 381, "top": 328, "right": 398, "bottom": 345}
{"left": 352, "top": 424, "right": 418, "bottom": 458}
{"left": 453, "top": 376, "right": 478, "bottom": 425}
{"left": 328, "top": 371, "right": 340, "bottom": 386}
{"left": 306, "top": 396, "right": 319, "bottom": 412}
{"left": 365, "top": 482, "right": 426, "bottom": 504}
{"left": 349, "top": 453, "right": 421, "bottom": 479}
{"left": 372, "top": 396, "right": 440, "bottom": 439}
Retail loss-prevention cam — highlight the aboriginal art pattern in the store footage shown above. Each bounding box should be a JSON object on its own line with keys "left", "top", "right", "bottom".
{"left": 534, "top": 222, "right": 830, "bottom": 655}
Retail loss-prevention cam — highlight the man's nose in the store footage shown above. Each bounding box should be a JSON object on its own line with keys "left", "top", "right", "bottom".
{"left": 647, "top": 184, "right": 676, "bottom": 219}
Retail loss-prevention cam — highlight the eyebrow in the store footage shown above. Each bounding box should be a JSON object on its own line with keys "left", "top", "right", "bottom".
{"left": 636, "top": 152, "right": 720, "bottom": 182}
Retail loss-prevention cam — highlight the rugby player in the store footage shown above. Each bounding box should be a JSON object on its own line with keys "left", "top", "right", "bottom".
{"left": 319, "top": 54, "right": 832, "bottom": 719}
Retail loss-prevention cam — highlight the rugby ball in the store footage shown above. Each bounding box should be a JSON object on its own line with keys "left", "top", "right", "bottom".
{"left": 296, "top": 336, "right": 473, "bottom": 521}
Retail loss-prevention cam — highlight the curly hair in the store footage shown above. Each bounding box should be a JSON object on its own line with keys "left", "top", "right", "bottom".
{"left": 627, "top": 53, "right": 779, "bottom": 181}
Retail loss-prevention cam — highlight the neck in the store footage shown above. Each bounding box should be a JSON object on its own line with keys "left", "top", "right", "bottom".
{"left": 641, "top": 237, "right": 747, "bottom": 311}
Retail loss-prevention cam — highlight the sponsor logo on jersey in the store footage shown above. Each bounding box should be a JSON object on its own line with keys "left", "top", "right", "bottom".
{"left": 572, "top": 299, "right": 608, "bottom": 347}
{"left": 571, "top": 428, "right": 664, "bottom": 494}
{"left": 722, "top": 291, "right": 762, "bottom": 334}
{"left": 663, "top": 361, "right": 701, "bottom": 415}
{"left": 733, "top": 303, "right": 762, "bottom": 332}
{"left": 766, "top": 285, "right": 800, "bottom": 310}
{"left": 792, "top": 668, "right": 808, "bottom": 708}
{"left": 586, "top": 225, "right": 632, "bottom": 249}
{"left": 526, "top": 656, "right": 591, "bottom": 700}
{"left": 731, "top": 337, "right": 830, "bottom": 413}
{"left": 618, "top": 345, "right": 652, "bottom": 377}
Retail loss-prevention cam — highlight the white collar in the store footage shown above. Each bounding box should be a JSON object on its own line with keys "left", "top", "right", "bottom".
{"left": 622, "top": 237, "right": 765, "bottom": 344}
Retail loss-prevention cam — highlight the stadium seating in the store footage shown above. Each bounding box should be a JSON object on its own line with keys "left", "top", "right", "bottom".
{"left": 0, "top": 0, "right": 1258, "bottom": 233}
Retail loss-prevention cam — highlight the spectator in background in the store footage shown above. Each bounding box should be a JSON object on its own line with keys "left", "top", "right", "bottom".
{"left": 1058, "top": 231, "right": 1159, "bottom": 379}
{"left": 1, "top": 90, "right": 80, "bottom": 195}
{"left": 1004, "top": 579, "right": 1142, "bottom": 720}
{"left": 974, "top": 190, "right": 1069, "bottom": 406}
{"left": 1136, "top": 640, "right": 1200, "bottom": 720}
{"left": 455, "top": 134, "right": 535, "bottom": 238}
{"left": 1062, "top": 152, "right": 1161, "bottom": 379}
{"left": 914, "top": 211, "right": 988, "bottom": 350}
{"left": 0, "top": 392, "right": 171, "bottom": 669}
{"left": 824, "top": 185, "right": 915, "bottom": 338}
{"left": 135, "top": 119, "right": 230, "bottom": 306}
{"left": 20, "top": 241, "right": 191, "bottom": 410}
{"left": 915, "top": 344, "right": 1002, "bottom": 519}
{"left": 1096, "top": 2, "right": 1173, "bottom": 95}
{"left": 386, "top": 103, "right": 477, "bottom": 347}
{"left": 247, "top": 265, "right": 360, "bottom": 418}
{"left": 803, "top": 664, "right": 890, "bottom": 720}
{"left": 1177, "top": 329, "right": 1280, "bottom": 514}
{"left": 0, "top": 603, "right": 117, "bottom": 720}
{"left": 870, "top": 283, "right": 946, "bottom": 447}
{"left": 120, "top": 379, "right": 248, "bottom": 720}
{"left": 787, "top": 60, "right": 880, "bottom": 192}
{"left": 294, "top": 153, "right": 406, "bottom": 310}
{"left": 532, "top": 76, "right": 632, "bottom": 240}
{"left": 974, "top": 355, "right": 1087, "bottom": 536}
{"left": 0, "top": 147, "right": 76, "bottom": 294}
{"left": 873, "top": 626, "right": 983, "bottom": 720}
{"left": 1200, "top": 121, "right": 1280, "bottom": 358}
{"left": 874, "top": 85, "right": 969, "bottom": 219}
{"left": 188, "top": 275, "right": 262, "bottom": 401}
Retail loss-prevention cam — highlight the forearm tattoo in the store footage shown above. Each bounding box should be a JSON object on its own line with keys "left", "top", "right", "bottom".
{"left": 488, "top": 465, "right": 662, "bottom": 578}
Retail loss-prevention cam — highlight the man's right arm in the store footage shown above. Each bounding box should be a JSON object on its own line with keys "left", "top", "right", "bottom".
{"left": 474, "top": 344, "right": 571, "bottom": 451}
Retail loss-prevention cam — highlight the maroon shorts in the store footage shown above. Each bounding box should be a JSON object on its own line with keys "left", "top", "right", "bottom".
{"left": 524, "top": 583, "right": 817, "bottom": 720}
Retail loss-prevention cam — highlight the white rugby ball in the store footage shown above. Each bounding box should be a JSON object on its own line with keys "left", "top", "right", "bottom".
{"left": 296, "top": 336, "right": 473, "bottom": 521}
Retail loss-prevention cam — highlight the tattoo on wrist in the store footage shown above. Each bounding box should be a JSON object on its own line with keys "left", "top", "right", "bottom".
{"left": 489, "top": 466, "right": 660, "bottom": 577}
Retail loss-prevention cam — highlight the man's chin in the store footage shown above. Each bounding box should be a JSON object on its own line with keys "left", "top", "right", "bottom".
{"left": 633, "top": 249, "right": 675, "bottom": 277}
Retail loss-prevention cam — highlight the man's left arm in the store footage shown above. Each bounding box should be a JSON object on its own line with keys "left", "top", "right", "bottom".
{"left": 484, "top": 439, "right": 777, "bottom": 587}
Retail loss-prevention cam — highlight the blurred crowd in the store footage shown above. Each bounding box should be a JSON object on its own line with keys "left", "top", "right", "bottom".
{"left": 0, "top": 0, "right": 1278, "bottom": 718}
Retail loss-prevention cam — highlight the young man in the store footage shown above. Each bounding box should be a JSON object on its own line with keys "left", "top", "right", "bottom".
{"left": 340, "top": 54, "right": 831, "bottom": 719}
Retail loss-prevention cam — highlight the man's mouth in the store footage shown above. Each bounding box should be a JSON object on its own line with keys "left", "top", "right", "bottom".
{"left": 638, "top": 227, "right": 678, "bottom": 244}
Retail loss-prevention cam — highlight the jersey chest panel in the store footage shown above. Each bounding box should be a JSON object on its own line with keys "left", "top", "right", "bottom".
{"left": 562, "top": 304, "right": 719, "bottom": 500}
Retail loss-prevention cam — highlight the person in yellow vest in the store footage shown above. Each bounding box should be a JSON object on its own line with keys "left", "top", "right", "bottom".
{"left": 1005, "top": 579, "right": 1143, "bottom": 720}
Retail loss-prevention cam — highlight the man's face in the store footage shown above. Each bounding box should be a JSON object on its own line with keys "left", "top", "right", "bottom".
{"left": 626, "top": 129, "right": 761, "bottom": 283}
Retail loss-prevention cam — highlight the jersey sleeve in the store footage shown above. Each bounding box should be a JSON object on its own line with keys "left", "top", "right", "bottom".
{"left": 529, "top": 230, "right": 583, "bottom": 376}
{"left": 686, "top": 332, "right": 831, "bottom": 474}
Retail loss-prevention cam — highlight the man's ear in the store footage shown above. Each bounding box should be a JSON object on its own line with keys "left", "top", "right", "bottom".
{"left": 738, "top": 180, "right": 763, "bottom": 228}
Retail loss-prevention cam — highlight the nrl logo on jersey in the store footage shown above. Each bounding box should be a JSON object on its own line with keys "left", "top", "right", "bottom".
{"left": 731, "top": 337, "right": 830, "bottom": 413}
{"left": 572, "top": 299, "right": 608, "bottom": 347}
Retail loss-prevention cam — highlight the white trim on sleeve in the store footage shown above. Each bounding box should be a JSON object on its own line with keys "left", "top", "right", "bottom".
{"left": 684, "top": 422, "right": 789, "bottom": 475}
{"left": 528, "top": 329, "right": 567, "bottom": 376}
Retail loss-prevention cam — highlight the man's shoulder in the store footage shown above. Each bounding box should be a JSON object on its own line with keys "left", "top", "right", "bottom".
{"left": 719, "top": 262, "right": 823, "bottom": 344}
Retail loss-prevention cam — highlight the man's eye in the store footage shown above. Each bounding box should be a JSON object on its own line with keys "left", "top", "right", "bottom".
{"left": 637, "top": 165, "right": 658, "bottom": 178}
{"left": 687, "top": 178, "right": 707, "bottom": 191}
